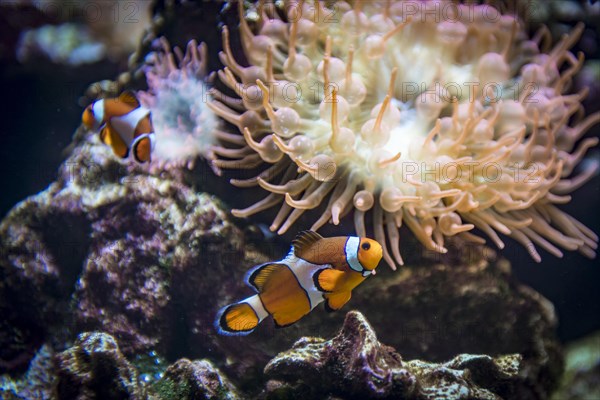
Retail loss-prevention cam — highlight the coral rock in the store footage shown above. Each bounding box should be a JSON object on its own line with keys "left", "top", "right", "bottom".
{"left": 151, "top": 359, "right": 240, "bottom": 400}
{"left": 0, "top": 181, "right": 90, "bottom": 372}
{"left": 0, "top": 130, "right": 256, "bottom": 377}
{"left": 0, "top": 345, "right": 54, "bottom": 400}
{"left": 265, "top": 311, "right": 523, "bottom": 400}
{"left": 356, "top": 245, "right": 564, "bottom": 399}
{"left": 53, "top": 332, "right": 145, "bottom": 400}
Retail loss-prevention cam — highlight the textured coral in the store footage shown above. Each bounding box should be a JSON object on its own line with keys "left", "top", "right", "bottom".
{"left": 0, "top": 129, "right": 254, "bottom": 375}
{"left": 228, "top": 235, "right": 561, "bottom": 397}
{"left": 151, "top": 358, "right": 241, "bottom": 400}
{"left": 354, "top": 241, "right": 564, "bottom": 398}
{"left": 0, "top": 345, "right": 54, "bottom": 400}
{"left": 210, "top": 0, "right": 599, "bottom": 268}
{"left": 264, "top": 310, "right": 524, "bottom": 399}
{"left": 54, "top": 332, "right": 145, "bottom": 399}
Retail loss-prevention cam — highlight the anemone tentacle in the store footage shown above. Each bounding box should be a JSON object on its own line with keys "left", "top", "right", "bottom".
{"left": 138, "top": 37, "right": 219, "bottom": 169}
{"left": 210, "top": 0, "right": 598, "bottom": 269}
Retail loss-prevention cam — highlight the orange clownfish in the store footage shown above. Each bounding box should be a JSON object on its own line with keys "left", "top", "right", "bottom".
{"left": 216, "top": 231, "right": 383, "bottom": 335}
{"left": 82, "top": 91, "right": 155, "bottom": 163}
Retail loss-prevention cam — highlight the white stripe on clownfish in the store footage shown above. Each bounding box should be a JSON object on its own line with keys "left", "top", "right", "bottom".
{"left": 246, "top": 251, "right": 327, "bottom": 311}
{"left": 345, "top": 236, "right": 370, "bottom": 276}
{"left": 243, "top": 294, "right": 269, "bottom": 322}
{"left": 91, "top": 100, "right": 105, "bottom": 130}
{"left": 282, "top": 245, "right": 334, "bottom": 309}
{"left": 132, "top": 133, "right": 157, "bottom": 153}
{"left": 110, "top": 106, "right": 151, "bottom": 147}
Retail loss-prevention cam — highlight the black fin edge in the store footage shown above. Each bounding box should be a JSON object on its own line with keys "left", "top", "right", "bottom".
{"left": 217, "top": 304, "right": 256, "bottom": 335}
{"left": 273, "top": 317, "right": 297, "bottom": 329}
{"left": 119, "top": 90, "right": 141, "bottom": 107}
{"left": 246, "top": 263, "right": 276, "bottom": 292}
{"left": 292, "top": 230, "right": 323, "bottom": 254}
{"left": 132, "top": 139, "right": 147, "bottom": 163}
{"left": 313, "top": 269, "right": 332, "bottom": 293}
{"left": 324, "top": 300, "right": 336, "bottom": 313}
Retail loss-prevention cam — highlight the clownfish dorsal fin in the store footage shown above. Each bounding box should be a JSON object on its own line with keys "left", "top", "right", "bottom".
{"left": 292, "top": 230, "right": 323, "bottom": 256}
{"left": 118, "top": 91, "right": 140, "bottom": 108}
{"left": 246, "top": 263, "right": 283, "bottom": 292}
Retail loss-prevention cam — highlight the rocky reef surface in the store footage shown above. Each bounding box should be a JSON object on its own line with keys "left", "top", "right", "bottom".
{"left": 0, "top": 310, "right": 556, "bottom": 400}
{"left": 264, "top": 311, "right": 524, "bottom": 399}
{"left": 0, "top": 131, "right": 564, "bottom": 398}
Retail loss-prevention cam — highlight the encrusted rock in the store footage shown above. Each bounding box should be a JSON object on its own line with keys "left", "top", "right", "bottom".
{"left": 150, "top": 359, "right": 240, "bottom": 400}
{"left": 0, "top": 173, "right": 91, "bottom": 372}
{"left": 53, "top": 331, "right": 145, "bottom": 399}
{"left": 353, "top": 242, "right": 564, "bottom": 399}
{"left": 264, "top": 311, "right": 524, "bottom": 400}
{"left": 0, "top": 131, "right": 260, "bottom": 378}
{"left": 0, "top": 345, "right": 54, "bottom": 400}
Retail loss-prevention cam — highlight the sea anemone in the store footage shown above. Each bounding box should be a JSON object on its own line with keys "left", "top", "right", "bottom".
{"left": 138, "top": 37, "right": 220, "bottom": 169}
{"left": 208, "top": 0, "right": 599, "bottom": 268}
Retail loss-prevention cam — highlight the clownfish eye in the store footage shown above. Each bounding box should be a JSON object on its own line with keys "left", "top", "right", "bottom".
{"left": 361, "top": 242, "right": 371, "bottom": 250}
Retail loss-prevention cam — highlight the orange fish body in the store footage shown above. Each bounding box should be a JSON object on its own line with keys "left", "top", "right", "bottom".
{"left": 82, "top": 91, "right": 155, "bottom": 163}
{"left": 216, "top": 231, "right": 383, "bottom": 335}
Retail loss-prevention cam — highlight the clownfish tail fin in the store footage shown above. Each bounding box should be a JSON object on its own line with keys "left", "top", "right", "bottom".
{"left": 215, "top": 295, "right": 266, "bottom": 336}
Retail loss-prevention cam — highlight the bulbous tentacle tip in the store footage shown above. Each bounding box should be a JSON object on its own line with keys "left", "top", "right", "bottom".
{"left": 231, "top": 209, "right": 244, "bottom": 218}
{"left": 208, "top": 2, "right": 598, "bottom": 264}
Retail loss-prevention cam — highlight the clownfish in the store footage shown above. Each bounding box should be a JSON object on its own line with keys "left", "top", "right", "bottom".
{"left": 216, "top": 231, "right": 383, "bottom": 335}
{"left": 82, "top": 91, "right": 155, "bottom": 163}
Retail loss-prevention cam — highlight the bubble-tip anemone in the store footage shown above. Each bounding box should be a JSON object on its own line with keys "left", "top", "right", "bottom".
{"left": 138, "top": 37, "right": 221, "bottom": 170}
{"left": 209, "top": 0, "right": 599, "bottom": 269}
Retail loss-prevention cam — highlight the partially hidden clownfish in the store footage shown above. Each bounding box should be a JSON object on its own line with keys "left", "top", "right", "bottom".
{"left": 82, "top": 91, "right": 155, "bottom": 163}
{"left": 216, "top": 231, "right": 383, "bottom": 335}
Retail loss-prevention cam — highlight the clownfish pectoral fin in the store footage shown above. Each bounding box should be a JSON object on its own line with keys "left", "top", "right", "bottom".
{"left": 118, "top": 91, "right": 140, "bottom": 108}
{"left": 246, "top": 263, "right": 285, "bottom": 292}
{"left": 292, "top": 230, "right": 323, "bottom": 255}
{"left": 216, "top": 302, "right": 259, "bottom": 336}
{"left": 100, "top": 124, "right": 129, "bottom": 158}
{"left": 324, "top": 291, "right": 352, "bottom": 312}
{"left": 313, "top": 268, "right": 345, "bottom": 293}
